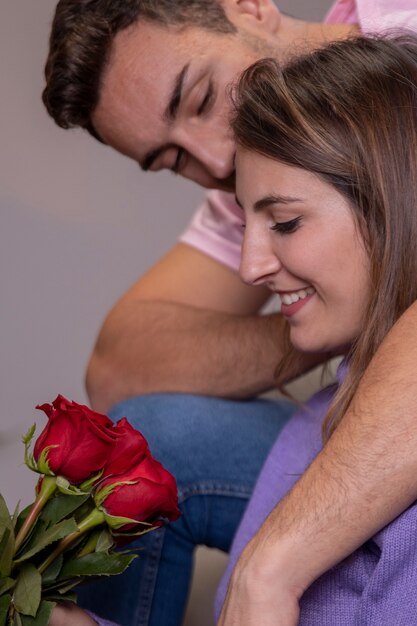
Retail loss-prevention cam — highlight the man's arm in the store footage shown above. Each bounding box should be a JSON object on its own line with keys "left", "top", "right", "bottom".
{"left": 86, "top": 243, "right": 301, "bottom": 412}
{"left": 218, "top": 300, "right": 417, "bottom": 625}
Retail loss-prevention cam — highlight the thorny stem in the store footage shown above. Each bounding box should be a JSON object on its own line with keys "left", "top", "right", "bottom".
{"left": 38, "top": 508, "right": 105, "bottom": 574}
{"left": 14, "top": 476, "right": 57, "bottom": 553}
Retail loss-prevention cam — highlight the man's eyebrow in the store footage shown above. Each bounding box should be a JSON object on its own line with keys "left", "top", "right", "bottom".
{"left": 140, "top": 64, "right": 191, "bottom": 170}
{"left": 253, "top": 194, "right": 303, "bottom": 212}
{"left": 164, "top": 63, "right": 190, "bottom": 122}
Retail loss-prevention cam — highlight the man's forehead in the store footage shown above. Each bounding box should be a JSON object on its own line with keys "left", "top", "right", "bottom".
{"left": 93, "top": 23, "right": 191, "bottom": 159}
{"left": 108, "top": 19, "right": 198, "bottom": 69}
{"left": 99, "top": 21, "right": 202, "bottom": 114}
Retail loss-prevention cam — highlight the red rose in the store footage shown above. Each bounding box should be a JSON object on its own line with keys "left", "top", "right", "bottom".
{"left": 102, "top": 417, "right": 149, "bottom": 478}
{"left": 97, "top": 455, "right": 181, "bottom": 529}
{"left": 34, "top": 395, "right": 117, "bottom": 484}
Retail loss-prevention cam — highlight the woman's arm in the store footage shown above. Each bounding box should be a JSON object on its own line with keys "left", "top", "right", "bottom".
{"left": 218, "top": 300, "right": 417, "bottom": 625}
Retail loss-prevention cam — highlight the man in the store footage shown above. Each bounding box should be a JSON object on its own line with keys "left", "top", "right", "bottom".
{"left": 43, "top": 1, "right": 417, "bottom": 625}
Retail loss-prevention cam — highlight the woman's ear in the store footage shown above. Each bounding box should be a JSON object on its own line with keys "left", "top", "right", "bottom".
{"left": 223, "top": 0, "right": 281, "bottom": 35}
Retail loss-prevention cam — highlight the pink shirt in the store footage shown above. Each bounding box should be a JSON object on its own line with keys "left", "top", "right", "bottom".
{"left": 179, "top": 0, "right": 417, "bottom": 272}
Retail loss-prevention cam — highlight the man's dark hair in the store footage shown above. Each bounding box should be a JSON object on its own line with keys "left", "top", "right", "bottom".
{"left": 42, "top": 0, "right": 237, "bottom": 139}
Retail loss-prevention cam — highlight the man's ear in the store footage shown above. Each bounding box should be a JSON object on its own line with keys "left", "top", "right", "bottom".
{"left": 223, "top": 0, "right": 281, "bottom": 34}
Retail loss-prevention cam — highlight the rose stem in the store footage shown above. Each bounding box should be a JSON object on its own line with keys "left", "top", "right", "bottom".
{"left": 14, "top": 476, "right": 57, "bottom": 552}
{"left": 38, "top": 508, "right": 105, "bottom": 574}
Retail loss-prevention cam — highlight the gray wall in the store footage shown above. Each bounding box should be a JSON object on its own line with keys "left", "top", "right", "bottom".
{"left": 1, "top": 2, "right": 332, "bottom": 620}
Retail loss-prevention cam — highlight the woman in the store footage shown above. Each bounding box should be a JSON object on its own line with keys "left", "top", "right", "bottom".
{"left": 217, "top": 34, "right": 417, "bottom": 626}
{"left": 50, "top": 34, "right": 417, "bottom": 626}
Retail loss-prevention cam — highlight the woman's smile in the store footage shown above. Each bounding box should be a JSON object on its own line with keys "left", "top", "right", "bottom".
{"left": 278, "top": 287, "right": 316, "bottom": 318}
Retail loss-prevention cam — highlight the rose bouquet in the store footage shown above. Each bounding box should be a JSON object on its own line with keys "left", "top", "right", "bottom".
{"left": 0, "top": 395, "right": 180, "bottom": 626}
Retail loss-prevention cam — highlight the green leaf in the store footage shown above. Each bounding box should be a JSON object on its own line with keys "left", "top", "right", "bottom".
{"left": 13, "top": 612, "right": 22, "bottom": 626}
{"left": 79, "top": 470, "right": 103, "bottom": 493}
{"left": 0, "top": 529, "right": 14, "bottom": 578}
{"left": 41, "top": 554, "right": 63, "bottom": 585}
{"left": 14, "top": 518, "right": 46, "bottom": 560}
{"left": 43, "top": 591, "right": 77, "bottom": 603}
{"left": 0, "top": 594, "right": 11, "bottom": 626}
{"left": 21, "top": 425, "right": 36, "bottom": 447}
{"left": 103, "top": 511, "right": 152, "bottom": 530}
{"left": 49, "top": 578, "right": 80, "bottom": 595}
{"left": 60, "top": 552, "right": 137, "bottom": 578}
{"left": 15, "top": 506, "right": 31, "bottom": 537}
{"left": 0, "top": 578, "right": 15, "bottom": 596}
{"left": 43, "top": 578, "right": 81, "bottom": 595}
{"left": 111, "top": 524, "right": 156, "bottom": 539}
{"left": 14, "top": 518, "right": 78, "bottom": 563}
{"left": 41, "top": 494, "right": 90, "bottom": 526}
{"left": 95, "top": 528, "right": 115, "bottom": 553}
{"left": 74, "top": 526, "right": 111, "bottom": 559}
{"left": 0, "top": 495, "right": 13, "bottom": 541}
{"left": 13, "top": 564, "right": 41, "bottom": 617}
{"left": 11, "top": 503, "right": 21, "bottom": 531}
{"left": 57, "top": 584, "right": 79, "bottom": 596}
{"left": 94, "top": 480, "right": 136, "bottom": 507}
{"left": 22, "top": 425, "right": 38, "bottom": 474}
{"left": 36, "top": 446, "right": 57, "bottom": 476}
{"left": 55, "top": 477, "right": 89, "bottom": 497}
{"left": 20, "top": 601, "right": 55, "bottom": 626}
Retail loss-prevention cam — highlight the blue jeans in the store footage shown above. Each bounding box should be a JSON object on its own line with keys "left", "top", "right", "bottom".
{"left": 77, "top": 393, "right": 294, "bottom": 626}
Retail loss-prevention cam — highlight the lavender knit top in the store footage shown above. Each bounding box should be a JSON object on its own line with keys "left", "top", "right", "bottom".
{"left": 215, "top": 366, "right": 417, "bottom": 625}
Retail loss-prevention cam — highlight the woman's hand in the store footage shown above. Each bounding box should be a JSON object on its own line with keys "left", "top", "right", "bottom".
{"left": 49, "top": 603, "right": 98, "bottom": 626}
{"left": 217, "top": 535, "right": 302, "bottom": 626}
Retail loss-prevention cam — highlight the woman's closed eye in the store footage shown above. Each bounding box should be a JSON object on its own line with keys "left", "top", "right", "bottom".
{"left": 270, "top": 216, "right": 301, "bottom": 234}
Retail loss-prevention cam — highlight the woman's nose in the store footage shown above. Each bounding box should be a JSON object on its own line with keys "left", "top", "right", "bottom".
{"left": 239, "top": 230, "right": 281, "bottom": 287}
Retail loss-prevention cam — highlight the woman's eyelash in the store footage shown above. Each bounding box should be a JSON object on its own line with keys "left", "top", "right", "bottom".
{"left": 270, "top": 217, "right": 301, "bottom": 234}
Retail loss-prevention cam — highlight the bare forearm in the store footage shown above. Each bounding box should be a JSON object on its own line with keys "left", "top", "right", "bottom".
{"left": 87, "top": 300, "right": 286, "bottom": 412}
{"left": 85, "top": 244, "right": 323, "bottom": 412}
{"left": 49, "top": 604, "right": 99, "bottom": 626}
{"left": 252, "top": 301, "right": 417, "bottom": 595}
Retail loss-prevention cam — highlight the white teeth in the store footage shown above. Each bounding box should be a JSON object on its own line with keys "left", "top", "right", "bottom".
{"left": 281, "top": 287, "right": 315, "bottom": 306}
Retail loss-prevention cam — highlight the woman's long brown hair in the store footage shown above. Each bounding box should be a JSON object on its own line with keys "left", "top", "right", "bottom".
{"left": 232, "top": 35, "right": 417, "bottom": 439}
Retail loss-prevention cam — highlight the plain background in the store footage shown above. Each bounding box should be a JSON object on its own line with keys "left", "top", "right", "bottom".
{"left": 1, "top": 0, "right": 333, "bottom": 623}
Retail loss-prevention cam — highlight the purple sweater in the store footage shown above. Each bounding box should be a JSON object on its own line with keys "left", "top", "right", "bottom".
{"left": 215, "top": 368, "right": 417, "bottom": 624}
{"left": 85, "top": 611, "right": 120, "bottom": 626}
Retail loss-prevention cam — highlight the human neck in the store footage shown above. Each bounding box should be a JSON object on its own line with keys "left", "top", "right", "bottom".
{"left": 274, "top": 14, "right": 360, "bottom": 62}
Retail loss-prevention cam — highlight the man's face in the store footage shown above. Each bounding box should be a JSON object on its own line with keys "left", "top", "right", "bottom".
{"left": 92, "top": 19, "right": 276, "bottom": 192}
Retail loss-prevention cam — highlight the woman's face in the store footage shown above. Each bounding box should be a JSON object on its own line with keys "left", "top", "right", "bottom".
{"left": 236, "top": 148, "right": 370, "bottom": 353}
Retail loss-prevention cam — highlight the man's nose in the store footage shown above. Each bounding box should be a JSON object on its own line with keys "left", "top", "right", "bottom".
{"left": 182, "top": 130, "right": 235, "bottom": 180}
{"left": 239, "top": 229, "right": 281, "bottom": 287}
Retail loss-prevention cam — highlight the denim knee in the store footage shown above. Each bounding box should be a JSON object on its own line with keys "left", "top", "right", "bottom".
{"left": 109, "top": 393, "right": 295, "bottom": 491}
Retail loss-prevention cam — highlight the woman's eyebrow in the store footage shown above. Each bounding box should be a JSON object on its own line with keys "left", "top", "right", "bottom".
{"left": 234, "top": 194, "right": 303, "bottom": 211}
{"left": 253, "top": 195, "right": 303, "bottom": 212}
